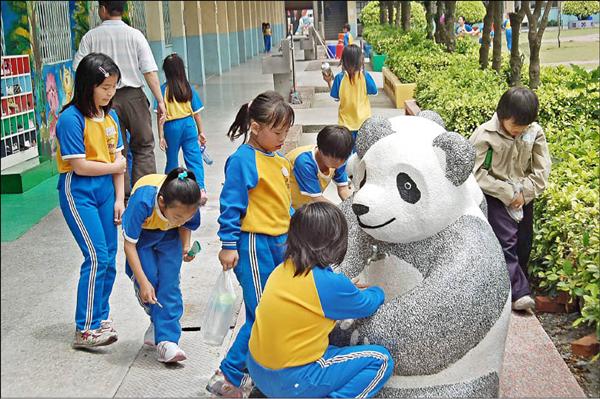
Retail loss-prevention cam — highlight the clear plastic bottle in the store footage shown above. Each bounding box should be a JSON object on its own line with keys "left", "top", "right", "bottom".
{"left": 202, "top": 271, "right": 237, "bottom": 346}
{"left": 506, "top": 181, "right": 524, "bottom": 222}
{"left": 321, "top": 62, "right": 333, "bottom": 80}
{"left": 200, "top": 145, "right": 213, "bottom": 165}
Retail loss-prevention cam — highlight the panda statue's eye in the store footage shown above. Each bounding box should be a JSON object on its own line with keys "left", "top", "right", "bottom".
{"left": 359, "top": 169, "right": 367, "bottom": 188}
{"left": 396, "top": 173, "right": 421, "bottom": 204}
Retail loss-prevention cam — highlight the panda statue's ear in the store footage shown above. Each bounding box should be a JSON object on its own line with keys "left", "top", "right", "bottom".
{"left": 417, "top": 110, "right": 446, "bottom": 129}
{"left": 432, "top": 132, "right": 475, "bottom": 186}
{"left": 356, "top": 116, "right": 395, "bottom": 159}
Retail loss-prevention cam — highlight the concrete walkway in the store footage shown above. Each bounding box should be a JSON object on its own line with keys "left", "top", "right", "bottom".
{"left": 0, "top": 54, "right": 585, "bottom": 398}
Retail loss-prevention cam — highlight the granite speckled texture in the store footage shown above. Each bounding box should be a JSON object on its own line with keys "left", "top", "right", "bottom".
{"left": 333, "top": 115, "right": 511, "bottom": 397}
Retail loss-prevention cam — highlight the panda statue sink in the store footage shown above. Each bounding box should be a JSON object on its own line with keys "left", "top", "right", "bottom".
{"left": 332, "top": 114, "right": 511, "bottom": 398}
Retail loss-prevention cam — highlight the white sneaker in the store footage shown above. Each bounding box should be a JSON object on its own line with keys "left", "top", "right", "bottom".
{"left": 157, "top": 341, "right": 187, "bottom": 363}
{"left": 144, "top": 322, "right": 155, "bottom": 346}
{"left": 512, "top": 295, "right": 536, "bottom": 311}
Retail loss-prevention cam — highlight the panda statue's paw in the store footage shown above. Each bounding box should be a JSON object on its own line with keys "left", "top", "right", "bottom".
{"left": 349, "top": 328, "right": 371, "bottom": 345}
{"left": 340, "top": 319, "right": 355, "bottom": 330}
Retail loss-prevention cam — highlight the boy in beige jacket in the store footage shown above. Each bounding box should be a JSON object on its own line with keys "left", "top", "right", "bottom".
{"left": 470, "top": 87, "right": 551, "bottom": 312}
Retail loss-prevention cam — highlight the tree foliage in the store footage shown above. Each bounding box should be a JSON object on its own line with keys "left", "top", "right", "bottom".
{"left": 455, "top": 0, "right": 486, "bottom": 23}
{"left": 562, "top": 1, "right": 600, "bottom": 19}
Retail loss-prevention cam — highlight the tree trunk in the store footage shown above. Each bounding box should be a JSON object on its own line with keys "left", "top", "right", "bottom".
{"left": 380, "top": 1, "right": 387, "bottom": 24}
{"left": 443, "top": 1, "right": 457, "bottom": 52}
{"left": 401, "top": 1, "right": 411, "bottom": 31}
{"left": 395, "top": 1, "right": 401, "bottom": 27}
{"left": 425, "top": 1, "right": 435, "bottom": 40}
{"left": 388, "top": 1, "right": 395, "bottom": 25}
{"left": 508, "top": 4, "right": 526, "bottom": 86}
{"left": 492, "top": 0, "right": 503, "bottom": 72}
{"left": 479, "top": 1, "right": 494, "bottom": 69}
{"left": 525, "top": 1, "right": 553, "bottom": 89}
{"left": 434, "top": 1, "right": 445, "bottom": 43}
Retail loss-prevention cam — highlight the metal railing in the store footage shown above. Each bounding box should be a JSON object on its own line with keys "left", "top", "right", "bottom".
{"left": 34, "top": 1, "right": 72, "bottom": 64}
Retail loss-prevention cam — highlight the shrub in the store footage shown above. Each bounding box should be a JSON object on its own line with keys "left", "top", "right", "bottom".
{"left": 456, "top": 1, "right": 487, "bottom": 24}
{"left": 415, "top": 62, "right": 507, "bottom": 136}
{"left": 410, "top": 2, "right": 427, "bottom": 31}
{"left": 360, "top": 0, "right": 380, "bottom": 27}
{"left": 530, "top": 66, "right": 600, "bottom": 336}
{"left": 562, "top": 1, "right": 600, "bottom": 20}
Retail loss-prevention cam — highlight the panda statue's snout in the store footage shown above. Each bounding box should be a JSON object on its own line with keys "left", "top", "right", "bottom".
{"left": 351, "top": 203, "right": 369, "bottom": 216}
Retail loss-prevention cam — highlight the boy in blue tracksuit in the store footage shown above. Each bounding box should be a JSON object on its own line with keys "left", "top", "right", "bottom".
{"left": 248, "top": 202, "right": 393, "bottom": 398}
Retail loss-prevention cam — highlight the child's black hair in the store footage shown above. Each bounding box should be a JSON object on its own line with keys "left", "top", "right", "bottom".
{"left": 159, "top": 167, "right": 202, "bottom": 208}
{"left": 317, "top": 125, "right": 353, "bottom": 160}
{"left": 62, "top": 53, "right": 121, "bottom": 118}
{"left": 98, "top": 1, "right": 126, "bottom": 16}
{"left": 343, "top": 23, "right": 351, "bottom": 32}
{"left": 496, "top": 87, "right": 539, "bottom": 126}
{"left": 341, "top": 44, "right": 363, "bottom": 85}
{"left": 285, "top": 202, "right": 348, "bottom": 277}
{"left": 227, "top": 90, "right": 295, "bottom": 143}
{"left": 163, "top": 53, "right": 192, "bottom": 103}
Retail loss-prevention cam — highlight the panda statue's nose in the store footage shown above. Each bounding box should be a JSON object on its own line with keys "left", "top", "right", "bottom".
{"left": 352, "top": 203, "right": 370, "bottom": 216}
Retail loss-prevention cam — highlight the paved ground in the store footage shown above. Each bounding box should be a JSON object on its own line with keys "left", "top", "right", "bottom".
{"left": 0, "top": 53, "right": 586, "bottom": 398}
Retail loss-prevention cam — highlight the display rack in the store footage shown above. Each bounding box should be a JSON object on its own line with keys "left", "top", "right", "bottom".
{"left": 1, "top": 54, "right": 38, "bottom": 170}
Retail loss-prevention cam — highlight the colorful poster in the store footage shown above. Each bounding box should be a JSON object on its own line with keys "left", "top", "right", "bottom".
{"left": 38, "top": 61, "right": 74, "bottom": 157}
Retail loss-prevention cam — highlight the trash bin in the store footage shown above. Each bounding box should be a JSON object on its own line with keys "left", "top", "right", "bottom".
{"left": 372, "top": 53, "right": 387, "bottom": 72}
{"left": 335, "top": 43, "right": 344, "bottom": 59}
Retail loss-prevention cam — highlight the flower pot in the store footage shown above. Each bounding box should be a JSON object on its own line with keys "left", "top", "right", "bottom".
{"left": 372, "top": 53, "right": 387, "bottom": 72}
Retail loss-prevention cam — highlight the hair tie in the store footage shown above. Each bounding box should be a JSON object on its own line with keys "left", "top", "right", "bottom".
{"left": 178, "top": 171, "right": 188, "bottom": 180}
{"left": 98, "top": 66, "right": 109, "bottom": 78}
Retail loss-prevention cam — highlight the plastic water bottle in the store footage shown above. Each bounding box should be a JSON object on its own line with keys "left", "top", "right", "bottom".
{"left": 202, "top": 270, "right": 237, "bottom": 346}
{"left": 506, "top": 181, "right": 524, "bottom": 222}
{"left": 202, "top": 292, "right": 237, "bottom": 346}
{"left": 200, "top": 145, "right": 213, "bottom": 165}
{"left": 321, "top": 62, "right": 333, "bottom": 80}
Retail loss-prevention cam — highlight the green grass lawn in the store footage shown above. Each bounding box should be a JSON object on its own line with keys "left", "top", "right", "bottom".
{"left": 511, "top": 27, "right": 600, "bottom": 66}
{"left": 533, "top": 26, "right": 600, "bottom": 40}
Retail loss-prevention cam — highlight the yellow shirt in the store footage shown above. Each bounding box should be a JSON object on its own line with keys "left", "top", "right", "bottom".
{"left": 286, "top": 145, "right": 349, "bottom": 209}
{"left": 122, "top": 174, "right": 202, "bottom": 243}
{"left": 55, "top": 107, "right": 123, "bottom": 173}
{"left": 330, "top": 71, "right": 378, "bottom": 131}
{"left": 249, "top": 259, "right": 385, "bottom": 369}
{"left": 160, "top": 84, "right": 204, "bottom": 122}
{"left": 218, "top": 144, "right": 292, "bottom": 248}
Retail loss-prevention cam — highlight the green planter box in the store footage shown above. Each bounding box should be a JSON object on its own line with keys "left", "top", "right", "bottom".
{"left": 372, "top": 53, "right": 387, "bottom": 72}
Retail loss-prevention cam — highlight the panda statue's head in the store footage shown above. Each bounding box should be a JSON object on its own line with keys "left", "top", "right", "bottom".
{"left": 351, "top": 115, "right": 476, "bottom": 244}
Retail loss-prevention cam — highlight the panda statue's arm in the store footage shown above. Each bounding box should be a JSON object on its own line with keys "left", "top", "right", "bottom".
{"left": 336, "top": 197, "right": 374, "bottom": 278}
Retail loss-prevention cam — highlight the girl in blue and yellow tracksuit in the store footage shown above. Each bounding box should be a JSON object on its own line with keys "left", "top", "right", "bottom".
{"left": 325, "top": 44, "right": 378, "bottom": 152}
{"left": 55, "top": 54, "right": 125, "bottom": 348}
{"left": 122, "top": 167, "right": 201, "bottom": 363}
{"left": 157, "top": 53, "right": 207, "bottom": 203}
{"left": 248, "top": 202, "right": 393, "bottom": 398}
{"left": 206, "top": 91, "right": 295, "bottom": 397}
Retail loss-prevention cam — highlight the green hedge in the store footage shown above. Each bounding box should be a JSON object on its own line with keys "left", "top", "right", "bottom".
{"left": 365, "top": 24, "right": 600, "bottom": 335}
